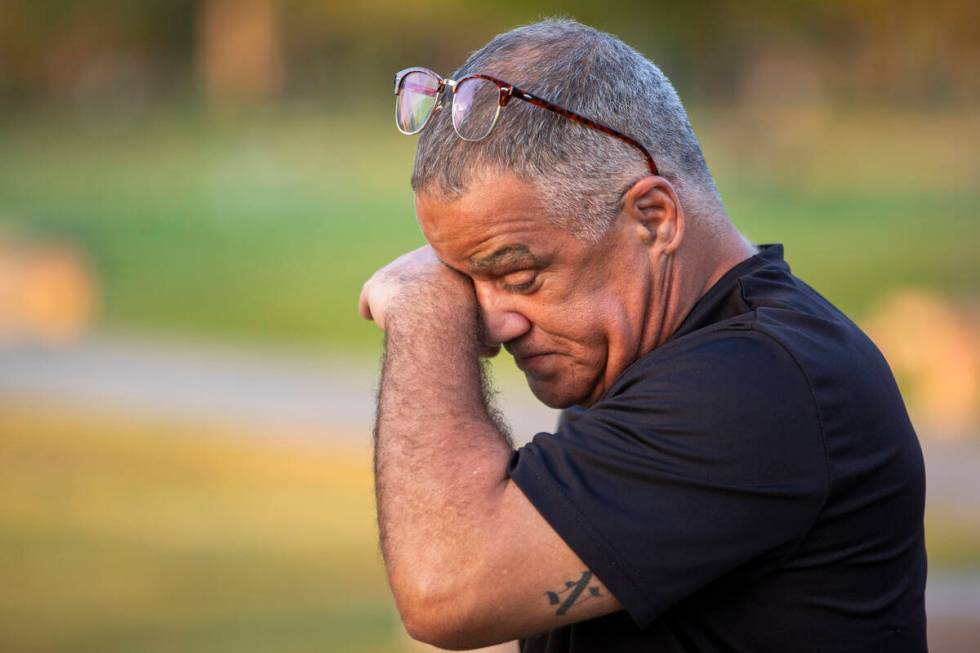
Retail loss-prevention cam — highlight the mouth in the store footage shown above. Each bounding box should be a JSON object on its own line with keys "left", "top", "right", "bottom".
{"left": 512, "top": 350, "right": 559, "bottom": 374}
{"left": 514, "top": 350, "right": 550, "bottom": 362}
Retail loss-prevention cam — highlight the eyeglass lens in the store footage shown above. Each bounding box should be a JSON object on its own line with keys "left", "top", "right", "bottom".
{"left": 451, "top": 77, "right": 501, "bottom": 141}
{"left": 396, "top": 71, "right": 440, "bottom": 134}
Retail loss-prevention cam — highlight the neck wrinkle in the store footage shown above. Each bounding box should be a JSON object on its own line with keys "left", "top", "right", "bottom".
{"left": 650, "top": 252, "right": 679, "bottom": 351}
{"left": 659, "top": 232, "right": 755, "bottom": 348}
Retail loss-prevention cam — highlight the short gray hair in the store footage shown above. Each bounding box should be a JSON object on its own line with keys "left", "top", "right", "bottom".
{"left": 411, "top": 19, "right": 722, "bottom": 242}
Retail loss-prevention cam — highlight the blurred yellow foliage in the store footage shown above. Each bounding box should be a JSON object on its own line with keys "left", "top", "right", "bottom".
{"left": 0, "top": 237, "right": 97, "bottom": 346}
{"left": 866, "top": 289, "right": 979, "bottom": 438}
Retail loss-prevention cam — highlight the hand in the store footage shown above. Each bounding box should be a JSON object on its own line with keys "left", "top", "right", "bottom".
{"left": 358, "top": 245, "right": 473, "bottom": 332}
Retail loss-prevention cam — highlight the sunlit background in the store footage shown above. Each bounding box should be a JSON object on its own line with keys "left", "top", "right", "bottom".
{"left": 1, "top": 2, "right": 978, "bottom": 652}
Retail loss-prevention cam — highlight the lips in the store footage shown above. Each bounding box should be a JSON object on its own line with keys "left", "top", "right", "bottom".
{"left": 512, "top": 350, "right": 558, "bottom": 375}
{"left": 507, "top": 344, "right": 546, "bottom": 362}
{"left": 505, "top": 339, "right": 560, "bottom": 372}
{"left": 516, "top": 351, "right": 548, "bottom": 363}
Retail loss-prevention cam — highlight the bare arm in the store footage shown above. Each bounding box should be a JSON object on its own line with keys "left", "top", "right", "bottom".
{"left": 361, "top": 247, "right": 621, "bottom": 650}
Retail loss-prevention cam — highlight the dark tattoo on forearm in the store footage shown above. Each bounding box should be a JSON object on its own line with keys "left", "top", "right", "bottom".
{"left": 546, "top": 571, "right": 602, "bottom": 615}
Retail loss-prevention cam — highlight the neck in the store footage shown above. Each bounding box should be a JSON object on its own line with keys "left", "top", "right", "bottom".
{"left": 699, "top": 226, "right": 757, "bottom": 295}
{"left": 644, "top": 222, "right": 756, "bottom": 352}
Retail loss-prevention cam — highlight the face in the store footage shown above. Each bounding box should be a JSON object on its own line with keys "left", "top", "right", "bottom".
{"left": 416, "top": 170, "right": 655, "bottom": 408}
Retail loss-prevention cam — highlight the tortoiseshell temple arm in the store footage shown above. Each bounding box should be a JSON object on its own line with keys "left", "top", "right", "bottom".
{"left": 464, "top": 73, "right": 659, "bottom": 176}
{"left": 506, "top": 82, "right": 659, "bottom": 176}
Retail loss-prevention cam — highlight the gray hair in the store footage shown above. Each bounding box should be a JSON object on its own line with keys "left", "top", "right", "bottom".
{"left": 411, "top": 18, "right": 723, "bottom": 242}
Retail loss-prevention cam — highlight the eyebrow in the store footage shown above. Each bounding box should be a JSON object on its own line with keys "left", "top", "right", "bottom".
{"left": 468, "top": 244, "right": 538, "bottom": 275}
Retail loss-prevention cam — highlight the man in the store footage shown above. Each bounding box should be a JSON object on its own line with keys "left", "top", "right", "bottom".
{"left": 359, "top": 19, "right": 927, "bottom": 653}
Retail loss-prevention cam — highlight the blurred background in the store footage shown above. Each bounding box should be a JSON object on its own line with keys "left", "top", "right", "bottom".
{"left": 1, "top": 1, "right": 978, "bottom": 651}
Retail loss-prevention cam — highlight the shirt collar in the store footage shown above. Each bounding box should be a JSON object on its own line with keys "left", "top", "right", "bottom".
{"left": 668, "top": 243, "right": 786, "bottom": 342}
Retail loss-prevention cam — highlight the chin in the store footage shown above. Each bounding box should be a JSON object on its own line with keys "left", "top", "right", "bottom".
{"left": 519, "top": 354, "right": 603, "bottom": 409}
{"left": 526, "top": 376, "right": 595, "bottom": 409}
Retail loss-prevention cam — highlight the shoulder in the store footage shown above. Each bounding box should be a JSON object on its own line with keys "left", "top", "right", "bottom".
{"left": 556, "top": 326, "right": 827, "bottom": 485}
{"left": 609, "top": 323, "right": 812, "bottom": 410}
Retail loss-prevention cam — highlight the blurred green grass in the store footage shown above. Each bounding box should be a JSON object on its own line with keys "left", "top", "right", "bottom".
{"left": 0, "top": 106, "right": 976, "bottom": 351}
{"left": 0, "top": 403, "right": 402, "bottom": 653}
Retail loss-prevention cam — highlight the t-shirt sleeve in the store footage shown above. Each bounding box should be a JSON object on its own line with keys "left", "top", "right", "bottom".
{"left": 507, "top": 330, "right": 829, "bottom": 628}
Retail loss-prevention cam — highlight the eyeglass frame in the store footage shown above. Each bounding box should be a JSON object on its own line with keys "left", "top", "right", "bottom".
{"left": 393, "top": 67, "right": 659, "bottom": 176}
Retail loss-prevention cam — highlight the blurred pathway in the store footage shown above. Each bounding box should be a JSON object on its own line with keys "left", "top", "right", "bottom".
{"left": 0, "top": 336, "right": 558, "bottom": 442}
{"left": 1, "top": 336, "right": 978, "bottom": 642}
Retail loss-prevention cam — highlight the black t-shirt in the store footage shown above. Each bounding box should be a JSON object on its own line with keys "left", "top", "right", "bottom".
{"left": 508, "top": 244, "right": 927, "bottom": 653}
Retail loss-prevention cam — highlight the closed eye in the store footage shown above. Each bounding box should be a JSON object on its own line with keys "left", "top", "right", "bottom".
{"left": 499, "top": 270, "right": 537, "bottom": 293}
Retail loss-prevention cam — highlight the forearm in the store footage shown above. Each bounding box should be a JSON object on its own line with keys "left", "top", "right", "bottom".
{"left": 361, "top": 247, "right": 622, "bottom": 648}
{"left": 374, "top": 295, "right": 514, "bottom": 615}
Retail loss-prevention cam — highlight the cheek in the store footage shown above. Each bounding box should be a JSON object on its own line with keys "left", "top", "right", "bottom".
{"left": 535, "top": 291, "right": 614, "bottom": 351}
{"left": 555, "top": 285, "right": 639, "bottom": 366}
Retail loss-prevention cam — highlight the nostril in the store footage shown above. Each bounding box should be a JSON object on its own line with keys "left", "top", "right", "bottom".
{"left": 483, "top": 311, "right": 532, "bottom": 346}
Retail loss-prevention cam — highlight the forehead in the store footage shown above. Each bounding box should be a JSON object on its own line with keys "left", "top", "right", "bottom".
{"left": 415, "top": 170, "right": 568, "bottom": 268}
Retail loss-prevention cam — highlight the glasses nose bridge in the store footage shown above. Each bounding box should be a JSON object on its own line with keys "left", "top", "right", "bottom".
{"left": 431, "top": 78, "right": 456, "bottom": 112}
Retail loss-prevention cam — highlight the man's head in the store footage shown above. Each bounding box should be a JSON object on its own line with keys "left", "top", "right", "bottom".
{"left": 411, "top": 19, "right": 747, "bottom": 408}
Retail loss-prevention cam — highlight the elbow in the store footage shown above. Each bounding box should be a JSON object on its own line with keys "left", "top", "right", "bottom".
{"left": 402, "top": 610, "right": 468, "bottom": 650}
{"left": 394, "top": 576, "right": 494, "bottom": 650}
{"left": 404, "top": 616, "right": 496, "bottom": 651}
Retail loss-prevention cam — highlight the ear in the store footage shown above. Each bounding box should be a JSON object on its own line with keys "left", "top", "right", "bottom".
{"left": 621, "top": 176, "right": 685, "bottom": 255}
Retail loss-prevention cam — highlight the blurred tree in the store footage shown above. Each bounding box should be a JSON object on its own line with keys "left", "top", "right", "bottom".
{"left": 0, "top": 0, "right": 976, "bottom": 111}
{"left": 197, "top": 0, "right": 283, "bottom": 111}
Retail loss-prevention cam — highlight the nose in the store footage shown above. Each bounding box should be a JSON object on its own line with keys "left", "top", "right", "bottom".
{"left": 475, "top": 283, "right": 532, "bottom": 346}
